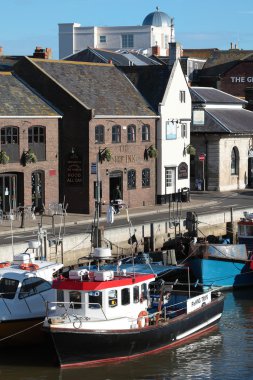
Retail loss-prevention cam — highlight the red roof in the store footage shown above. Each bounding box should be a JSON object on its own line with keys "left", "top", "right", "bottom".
{"left": 53, "top": 273, "right": 155, "bottom": 291}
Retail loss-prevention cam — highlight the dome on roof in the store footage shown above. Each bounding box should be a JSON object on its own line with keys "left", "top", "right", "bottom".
{"left": 142, "top": 7, "right": 171, "bottom": 27}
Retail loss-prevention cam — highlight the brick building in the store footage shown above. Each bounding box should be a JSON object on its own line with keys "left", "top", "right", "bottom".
{"left": 0, "top": 72, "right": 60, "bottom": 214}
{"left": 14, "top": 58, "right": 158, "bottom": 214}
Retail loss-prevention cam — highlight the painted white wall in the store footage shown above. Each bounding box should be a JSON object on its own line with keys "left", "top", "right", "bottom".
{"left": 59, "top": 24, "right": 173, "bottom": 59}
{"left": 157, "top": 60, "right": 192, "bottom": 196}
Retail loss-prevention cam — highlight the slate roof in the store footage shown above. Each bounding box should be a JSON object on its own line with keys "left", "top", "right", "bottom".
{"left": 30, "top": 59, "right": 156, "bottom": 116}
{"left": 119, "top": 65, "right": 172, "bottom": 112}
{"left": 192, "top": 108, "right": 253, "bottom": 134}
{"left": 65, "top": 47, "right": 160, "bottom": 66}
{"left": 182, "top": 49, "right": 218, "bottom": 60}
{"left": 0, "top": 72, "right": 60, "bottom": 117}
{"left": 190, "top": 87, "right": 247, "bottom": 105}
{"left": 0, "top": 56, "right": 24, "bottom": 71}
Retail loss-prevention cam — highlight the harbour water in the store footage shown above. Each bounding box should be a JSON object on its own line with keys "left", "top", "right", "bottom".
{"left": 1, "top": 289, "right": 253, "bottom": 380}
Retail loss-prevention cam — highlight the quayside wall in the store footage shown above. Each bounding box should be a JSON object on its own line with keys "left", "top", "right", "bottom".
{"left": 0, "top": 207, "right": 249, "bottom": 266}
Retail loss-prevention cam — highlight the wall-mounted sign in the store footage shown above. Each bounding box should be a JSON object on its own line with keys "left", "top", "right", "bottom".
{"left": 66, "top": 151, "right": 83, "bottom": 185}
{"left": 230, "top": 77, "right": 253, "bottom": 83}
{"left": 91, "top": 162, "right": 97, "bottom": 174}
{"left": 178, "top": 162, "right": 188, "bottom": 179}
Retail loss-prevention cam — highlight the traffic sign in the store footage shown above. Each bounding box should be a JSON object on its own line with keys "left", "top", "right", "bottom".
{"left": 199, "top": 153, "right": 206, "bottom": 161}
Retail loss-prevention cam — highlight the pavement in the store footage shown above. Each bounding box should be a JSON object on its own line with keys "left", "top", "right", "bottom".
{"left": 0, "top": 192, "right": 217, "bottom": 237}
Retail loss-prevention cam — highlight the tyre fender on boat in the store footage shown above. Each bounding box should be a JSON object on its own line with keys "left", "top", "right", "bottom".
{"left": 138, "top": 310, "right": 149, "bottom": 328}
{"left": 19, "top": 263, "right": 39, "bottom": 271}
{"left": 0, "top": 261, "right": 11, "bottom": 268}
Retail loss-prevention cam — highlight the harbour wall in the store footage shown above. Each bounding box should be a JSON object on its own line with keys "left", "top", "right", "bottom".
{"left": 1, "top": 207, "right": 248, "bottom": 266}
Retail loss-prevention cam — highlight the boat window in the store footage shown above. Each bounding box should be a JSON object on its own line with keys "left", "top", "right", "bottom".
{"left": 108, "top": 289, "right": 117, "bottom": 307}
{"left": 88, "top": 291, "right": 102, "bottom": 309}
{"left": 121, "top": 288, "right": 130, "bottom": 305}
{"left": 133, "top": 286, "right": 139, "bottom": 303}
{"left": 238, "top": 225, "right": 245, "bottom": 236}
{"left": 69, "top": 291, "right": 82, "bottom": 309}
{"left": 19, "top": 277, "right": 51, "bottom": 299}
{"left": 246, "top": 225, "right": 253, "bottom": 236}
{"left": 0, "top": 278, "right": 19, "bottom": 299}
{"left": 57, "top": 289, "right": 64, "bottom": 307}
{"left": 141, "top": 283, "right": 148, "bottom": 300}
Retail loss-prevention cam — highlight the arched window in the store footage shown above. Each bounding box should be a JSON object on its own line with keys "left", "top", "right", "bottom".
{"left": 231, "top": 147, "right": 239, "bottom": 175}
{"left": 142, "top": 168, "right": 150, "bottom": 187}
{"left": 95, "top": 125, "right": 104, "bottom": 144}
{"left": 112, "top": 125, "right": 121, "bottom": 143}
{"left": 127, "top": 124, "right": 136, "bottom": 142}
{"left": 142, "top": 124, "right": 150, "bottom": 141}
{"left": 127, "top": 169, "right": 136, "bottom": 189}
{"left": 28, "top": 126, "right": 46, "bottom": 161}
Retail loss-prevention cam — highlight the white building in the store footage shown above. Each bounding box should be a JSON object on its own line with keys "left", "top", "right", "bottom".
{"left": 59, "top": 8, "right": 175, "bottom": 59}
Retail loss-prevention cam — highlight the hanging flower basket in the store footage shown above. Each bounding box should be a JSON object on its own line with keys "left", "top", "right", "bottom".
{"left": 147, "top": 145, "right": 158, "bottom": 158}
{"left": 99, "top": 148, "right": 112, "bottom": 163}
{"left": 0, "top": 150, "right": 9, "bottom": 165}
{"left": 21, "top": 149, "right": 37, "bottom": 166}
{"left": 186, "top": 145, "right": 196, "bottom": 156}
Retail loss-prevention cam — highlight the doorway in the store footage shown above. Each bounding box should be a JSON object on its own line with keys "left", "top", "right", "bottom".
{"left": 0, "top": 174, "right": 18, "bottom": 213}
{"left": 109, "top": 171, "right": 123, "bottom": 202}
{"left": 32, "top": 170, "right": 45, "bottom": 212}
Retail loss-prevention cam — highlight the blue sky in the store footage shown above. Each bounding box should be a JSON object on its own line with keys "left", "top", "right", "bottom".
{"left": 1, "top": 0, "right": 253, "bottom": 58}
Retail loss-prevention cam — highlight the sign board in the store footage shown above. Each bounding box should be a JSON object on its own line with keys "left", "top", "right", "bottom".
{"left": 187, "top": 292, "right": 211, "bottom": 313}
{"left": 66, "top": 152, "right": 83, "bottom": 185}
{"left": 91, "top": 162, "right": 97, "bottom": 174}
{"left": 178, "top": 162, "right": 188, "bottom": 179}
{"left": 199, "top": 153, "right": 206, "bottom": 161}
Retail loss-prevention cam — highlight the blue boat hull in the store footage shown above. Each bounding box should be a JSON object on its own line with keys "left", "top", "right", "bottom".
{"left": 188, "top": 257, "right": 253, "bottom": 290}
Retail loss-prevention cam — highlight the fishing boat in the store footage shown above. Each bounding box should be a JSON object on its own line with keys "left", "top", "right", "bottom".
{"left": 187, "top": 240, "right": 253, "bottom": 290}
{"left": 0, "top": 240, "right": 63, "bottom": 346}
{"left": 238, "top": 211, "right": 253, "bottom": 253}
{"left": 43, "top": 247, "right": 224, "bottom": 368}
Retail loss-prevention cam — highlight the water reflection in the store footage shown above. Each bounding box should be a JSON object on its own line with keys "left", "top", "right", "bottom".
{"left": 1, "top": 291, "right": 253, "bottom": 380}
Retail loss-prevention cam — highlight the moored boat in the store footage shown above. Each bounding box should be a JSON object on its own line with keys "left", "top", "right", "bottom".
{"left": 0, "top": 242, "right": 63, "bottom": 346}
{"left": 187, "top": 241, "right": 253, "bottom": 290}
{"left": 43, "top": 248, "right": 224, "bottom": 368}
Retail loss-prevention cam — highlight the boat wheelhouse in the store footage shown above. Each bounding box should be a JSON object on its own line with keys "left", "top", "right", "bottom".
{"left": 44, "top": 261, "right": 224, "bottom": 368}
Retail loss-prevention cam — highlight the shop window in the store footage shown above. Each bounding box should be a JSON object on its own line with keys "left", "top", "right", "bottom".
{"left": 142, "top": 168, "right": 150, "bottom": 188}
{"left": 127, "top": 169, "right": 136, "bottom": 189}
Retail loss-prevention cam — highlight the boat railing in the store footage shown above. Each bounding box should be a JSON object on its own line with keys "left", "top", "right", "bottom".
{"left": 46, "top": 301, "right": 108, "bottom": 322}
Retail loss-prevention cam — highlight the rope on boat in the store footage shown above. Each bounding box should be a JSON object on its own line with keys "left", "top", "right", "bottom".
{"left": 0, "top": 320, "right": 44, "bottom": 342}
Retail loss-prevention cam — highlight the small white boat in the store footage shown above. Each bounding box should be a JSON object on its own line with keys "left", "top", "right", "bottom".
{"left": 0, "top": 242, "right": 63, "bottom": 347}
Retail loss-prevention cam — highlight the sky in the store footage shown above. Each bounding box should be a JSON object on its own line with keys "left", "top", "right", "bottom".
{"left": 1, "top": 0, "right": 253, "bottom": 59}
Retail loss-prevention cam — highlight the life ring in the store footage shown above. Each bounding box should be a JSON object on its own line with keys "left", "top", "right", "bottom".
{"left": 0, "top": 261, "right": 11, "bottom": 268}
{"left": 138, "top": 310, "right": 149, "bottom": 328}
{"left": 19, "top": 263, "right": 39, "bottom": 271}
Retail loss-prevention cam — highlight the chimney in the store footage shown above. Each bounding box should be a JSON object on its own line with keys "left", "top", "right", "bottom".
{"left": 152, "top": 45, "right": 160, "bottom": 56}
{"left": 0, "top": 47, "right": 3, "bottom": 56}
{"left": 168, "top": 42, "right": 182, "bottom": 65}
{"left": 32, "top": 46, "right": 52, "bottom": 59}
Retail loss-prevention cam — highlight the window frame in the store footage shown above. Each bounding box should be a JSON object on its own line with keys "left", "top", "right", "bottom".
{"left": 142, "top": 168, "right": 150, "bottom": 188}
{"left": 1, "top": 126, "right": 19, "bottom": 145}
{"left": 127, "top": 124, "right": 136, "bottom": 143}
{"left": 122, "top": 34, "right": 134, "bottom": 48}
{"left": 179, "top": 90, "right": 186, "bottom": 103}
{"left": 121, "top": 287, "right": 130, "bottom": 305}
{"left": 19, "top": 277, "right": 51, "bottom": 299}
{"left": 28, "top": 126, "right": 45, "bottom": 144}
{"left": 100, "top": 35, "right": 106, "bottom": 43}
{"left": 142, "top": 124, "right": 150, "bottom": 142}
{"left": 112, "top": 125, "right": 121, "bottom": 143}
{"left": 127, "top": 169, "right": 136, "bottom": 189}
{"left": 181, "top": 123, "right": 187, "bottom": 138}
{"left": 231, "top": 146, "right": 239, "bottom": 175}
{"left": 95, "top": 125, "right": 105, "bottom": 144}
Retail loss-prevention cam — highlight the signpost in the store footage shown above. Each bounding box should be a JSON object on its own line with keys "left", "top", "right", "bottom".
{"left": 198, "top": 153, "right": 206, "bottom": 191}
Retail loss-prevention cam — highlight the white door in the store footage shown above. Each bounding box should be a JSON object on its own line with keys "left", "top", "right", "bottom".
{"left": 165, "top": 167, "right": 176, "bottom": 195}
